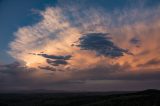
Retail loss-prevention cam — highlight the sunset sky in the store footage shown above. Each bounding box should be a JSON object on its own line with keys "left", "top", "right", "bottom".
{"left": 0, "top": 0, "right": 160, "bottom": 92}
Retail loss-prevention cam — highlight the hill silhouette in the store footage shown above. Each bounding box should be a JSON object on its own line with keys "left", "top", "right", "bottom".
{"left": 0, "top": 89, "right": 160, "bottom": 106}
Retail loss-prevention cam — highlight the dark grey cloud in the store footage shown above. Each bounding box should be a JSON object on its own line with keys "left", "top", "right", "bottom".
{"left": 0, "top": 62, "right": 69, "bottom": 91}
{"left": 29, "top": 53, "right": 72, "bottom": 67}
{"left": 37, "top": 54, "right": 72, "bottom": 60}
{"left": 2, "top": 62, "right": 20, "bottom": 68}
{"left": 138, "top": 58, "right": 160, "bottom": 67}
{"left": 0, "top": 62, "right": 22, "bottom": 72}
{"left": 76, "top": 33, "right": 132, "bottom": 58}
{"left": 130, "top": 37, "right": 141, "bottom": 47}
{"left": 70, "top": 64, "right": 160, "bottom": 81}
{"left": 46, "top": 59, "right": 68, "bottom": 66}
{"left": 0, "top": 62, "right": 38, "bottom": 90}
{"left": 39, "top": 66, "right": 56, "bottom": 71}
{"left": 146, "top": 59, "right": 160, "bottom": 65}
{"left": 29, "top": 53, "right": 72, "bottom": 60}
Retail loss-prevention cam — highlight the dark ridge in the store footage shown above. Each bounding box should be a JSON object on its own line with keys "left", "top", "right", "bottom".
{"left": 0, "top": 89, "right": 160, "bottom": 106}
{"left": 136, "top": 89, "right": 160, "bottom": 94}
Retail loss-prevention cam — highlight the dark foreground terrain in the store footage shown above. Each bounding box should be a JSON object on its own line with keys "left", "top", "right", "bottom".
{"left": 0, "top": 89, "right": 160, "bottom": 106}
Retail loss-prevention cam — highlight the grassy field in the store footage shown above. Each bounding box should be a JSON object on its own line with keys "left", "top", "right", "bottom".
{"left": 0, "top": 89, "right": 160, "bottom": 106}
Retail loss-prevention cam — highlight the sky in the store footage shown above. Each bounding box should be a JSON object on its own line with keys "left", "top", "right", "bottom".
{"left": 0, "top": 0, "right": 160, "bottom": 92}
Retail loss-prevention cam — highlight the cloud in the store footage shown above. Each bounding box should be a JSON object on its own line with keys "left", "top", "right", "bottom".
{"left": 76, "top": 33, "right": 132, "bottom": 58}
{"left": 29, "top": 53, "right": 72, "bottom": 68}
{"left": 0, "top": 62, "right": 38, "bottom": 90}
{"left": 8, "top": 1, "right": 160, "bottom": 71}
{"left": 0, "top": 62, "right": 77, "bottom": 91}
{"left": 5, "top": 0, "right": 160, "bottom": 91}
{"left": 138, "top": 58, "right": 160, "bottom": 67}
{"left": 46, "top": 59, "right": 68, "bottom": 66}
{"left": 37, "top": 54, "right": 72, "bottom": 60}
{"left": 39, "top": 66, "right": 56, "bottom": 71}
{"left": 130, "top": 37, "right": 141, "bottom": 47}
{"left": 1, "top": 61, "right": 160, "bottom": 91}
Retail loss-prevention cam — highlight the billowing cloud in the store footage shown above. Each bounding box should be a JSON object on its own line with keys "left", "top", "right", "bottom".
{"left": 6, "top": 0, "right": 160, "bottom": 90}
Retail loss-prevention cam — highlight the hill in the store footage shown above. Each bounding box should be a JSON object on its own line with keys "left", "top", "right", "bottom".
{"left": 0, "top": 89, "right": 160, "bottom": 106}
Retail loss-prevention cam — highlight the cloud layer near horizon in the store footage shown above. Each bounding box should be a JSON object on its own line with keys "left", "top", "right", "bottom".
{"left": 1, "top": 61, "right": 160, "bottom": 91}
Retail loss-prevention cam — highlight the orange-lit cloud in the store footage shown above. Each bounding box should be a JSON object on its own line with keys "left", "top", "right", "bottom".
{"left": 8, "top": 1, "right": 160, "bottom": 82}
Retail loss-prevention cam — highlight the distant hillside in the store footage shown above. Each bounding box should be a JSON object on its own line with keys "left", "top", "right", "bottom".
{"left": 136, "top": 89, "right": 160, "bottom": 94}
{"left": 0, "top": 89, "right": 160, "bottom": 106}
